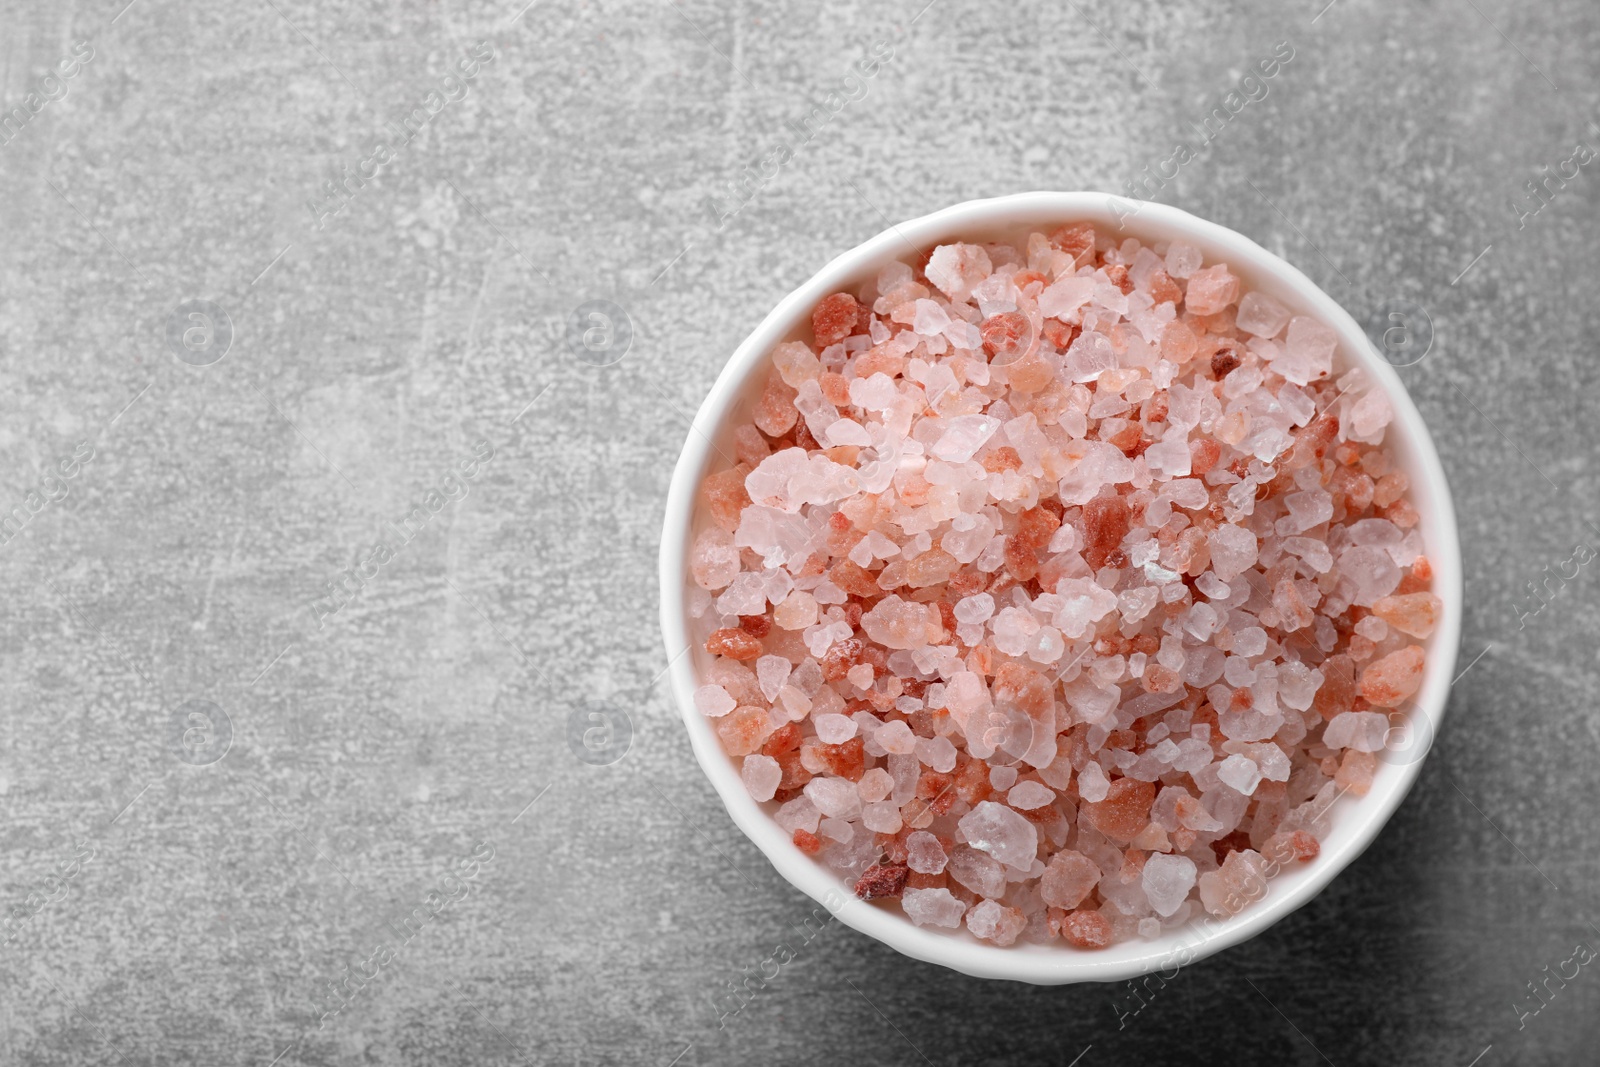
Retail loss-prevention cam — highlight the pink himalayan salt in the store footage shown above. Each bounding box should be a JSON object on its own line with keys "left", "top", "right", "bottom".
{"left": 966, "top": 900, "right": 1027, "bottom": 946}
{"left": 1372, "top": 592, "right": 1442, "bottom": 638}
{"left": 1359, "top": 645, "right": 1425, "bottom": 707}
{"left": 692, "top": 224, "right": 1435, "bottom": 950}
{"left": 1041, "top": 850, "right": 1100, "bottom": 909}
{"left": 1183, "top": 264, "right": 1239, "bottom": 316}
{"left": 902, "top": 887, "right": 967, "bottom": 928}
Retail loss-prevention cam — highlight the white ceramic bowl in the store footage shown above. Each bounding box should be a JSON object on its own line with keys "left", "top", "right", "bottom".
{"left": 658, "top": 192, "right": 1461, "bottom": 985}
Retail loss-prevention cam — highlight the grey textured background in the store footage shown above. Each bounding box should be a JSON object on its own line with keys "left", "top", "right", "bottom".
{"left": 0, "top": 0, "right": 1596, "bottom": 1063}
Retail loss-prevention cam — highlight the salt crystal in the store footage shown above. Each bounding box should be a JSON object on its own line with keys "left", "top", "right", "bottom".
{"left": 958, "top": 801, "right": 1039, "bottom": 869}
{"left": 1235, "top": 291, "right": 1291, "bottom": 338}
{"left": 775, "top": 796, "right": 820, "bottom": 835}
{"left": 947, "top": 847, "right": 1008, "bottom": 899}
{"left": 1007, "top": 780, "right": 1056, "bottom": 810}
{"left": 1217, "top": 754, "right": 1263, "bottom": 796}
{"left": 741, "top": 755, "right": 782, "bottom": 801}
{"left": 694, "top": 684, "right": 736, "bottom": 718}
{"left": 989, "top": 764, "right": 1019, "bottom": 791}
{"left": 902, "top": 887, "right": 968, "bottom": 928}
{"left": 814, "top": 712, "right": 857, "bottom": 744}
{"left": 925, "top": 243, "right": 993, "bottom": 303}
{"left": 1078, "top": 761, "right": 1111, "bottom": 803}
{"left": 1164, "top": 241, "right": 1203, "bottom": 279}
{"left": 1142, "top": 853, "right": 1198, "bottom": 917}
{"left": 862, "top": 800, "right": 903, "bottom": 834}
{"left": 804, "top": 777, "right": 862, "bottom": 819}
{"left": 1324, "top": 710, "right": 1391, "bottom": 752}
{"left": 966, "top": 900, "right": 1027, "bottom": 946}
{"left": 906, "top": 831, "right": 948, "bottom": 874}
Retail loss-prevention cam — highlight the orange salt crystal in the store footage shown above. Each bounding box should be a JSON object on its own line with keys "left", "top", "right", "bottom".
{"left": 1371, "top": 592, "right": 1442, "bottom": 638}
{"left": 793, "top": 829, "right": 822, "bottom": 855}
{"left": 1081, "top": 492, "right": 1131, "bottom": 570}
{"left": 812, "top": 292, "right": 861, "bottom": 347}
{"left": 700, "top": 465, "right": 751, "bottom": 533}
{"left": 1085, "top": 777, "right": 1155, "bottom": 845}
{"left": 705, "top": 628, "right": 762, "bottom": 661}
{"left": 1060, "top": 909, "right": 1113, "bottom": 950}
{"left": 1359, "top": 645, "right": 1425, "bottom": 707}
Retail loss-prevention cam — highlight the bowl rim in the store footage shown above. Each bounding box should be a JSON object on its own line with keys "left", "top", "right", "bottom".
{"left": 657, "top": 191, "right": 1462, "bottom": 985}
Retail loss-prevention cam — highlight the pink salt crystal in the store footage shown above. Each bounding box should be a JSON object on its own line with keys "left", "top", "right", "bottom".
{"left": 741, "top": 754, "right": 782, "bottom": 801}
{"left": 1235, "top": 291, "right": 1291, "bottom": 338}
{"left": 966, "top": 900, "right": 1027, "bottom": 946}
{"left": 858, "top": 767, "right": 894, "bottom": 802}
{"left": 1007, "top": 780, "right": 1056, "bottom": 810}
{"left": 861, "top": 595, "right": 938, "bottom": 650}
{"left": 1184, "top": 264, "right": 1239, "bottom": 316}
{"left": 875, "top": 720, "right": 918, "bottom": 755}
{"left": 1359, "top": 645, "right": 1425, "bottom": 707}
{"left": 690, "top": 528, "right": 741, "bottom": 590}
{"left": 694, "top": 684, "right": 736, "bottom": 718}
{"left": 925, "top": 243, "right": 993, "bottom": 303}
{"left": 1284, "top": 315, "right": 1337, "bottom": 377}
{"left": 1197, "top": 849, "right": 1268, "bottom": 917}
{"left": 771, "top": 340, "right": 822, "bottom": 387}
{"left": 1141, "top": 853, "right": 1197, "bottom": 917}
{"left": 1040, "top": 850, "right": 1100, "bottom": 909}
{"left": 772, "top": 590, "right": 818, "bottom": 630}
{"left": 902, "top": 887, "right": 968, "bottom": 928}
{"left": 906, "top": 835, "right": 949, "bottom": 880}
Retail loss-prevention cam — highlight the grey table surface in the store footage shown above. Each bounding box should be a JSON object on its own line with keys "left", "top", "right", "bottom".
{"left": 0, "top": 0, "right": 1596, "bottom": 1063}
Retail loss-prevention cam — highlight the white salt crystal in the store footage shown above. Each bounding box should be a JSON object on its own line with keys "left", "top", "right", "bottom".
{"left": 818, "top": 816, "right": 853, "bottom": 843}
{"left": 875, "top": 719, "right": 917, "bottom": 755}
{"left": 958, "top": 801, "right": 1039, "bottom": 870}
{"left": 1007, "top": 780, "right": 1055, "bottom": 810}
{"left": 694, "top": 684, "right": 736, "bottom": 718}
{"left": 1324, "top": 711, "right": 1390, "bottom": 752}
{"left": 914, "top": 734, "right": 957, "bottom": 772}
{"left": 1235, "top": 292, "right": 1291, "bottom": 338}
{"left": 741, "top": 755, "right": 782, "bottom": 802}
{"left": 775, "top": 795, "right": 820, "bottom": 835}
{"left": 1217, "top": 754, "right": 1263, "bottom": 796}
{"left": 756, "top": 655, "right": 791, "bottom": 702}
{"left": 947, "top": 847, "right": 1008, "bottom": 899}
{"left": 804, "top": 777, "right": 861, "bottom": 819}
{"left": 902, "top": 887, "right": 967, "bottom": 928}
{"left": 931, "top": 414, "right": 1001, "bottom": 463}
{"left": 906, "top": 831, "right": 948, "bottom": 874}
{"left": 925, "top": 243, "right": 992, "bottom": 303}
{"left": 1165, "top": 241, "right": 1202, "bottom": 279}
{"left": 862, "top": 800, "right": 903, "bottom": 834}
{"left": 1078, "top": 761, "right": 1110, "bottom": 803}
{"left": 1142, "top": 853, "right": 1198, "bottom": 917}
{"left": 1207, "top": 523, "right": 1258, "bottom": 580}
{"left": 814, "top": 712, "right": 857, "bottom": 744}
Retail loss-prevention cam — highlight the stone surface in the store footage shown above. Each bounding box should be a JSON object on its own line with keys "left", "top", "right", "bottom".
{"left": 0, "top": 0, "right": 1596, "bottom": 1064}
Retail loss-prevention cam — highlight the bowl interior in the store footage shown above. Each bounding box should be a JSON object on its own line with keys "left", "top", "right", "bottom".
{"left": 659, "top": 192, "right": 1462, "bottom": 984}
